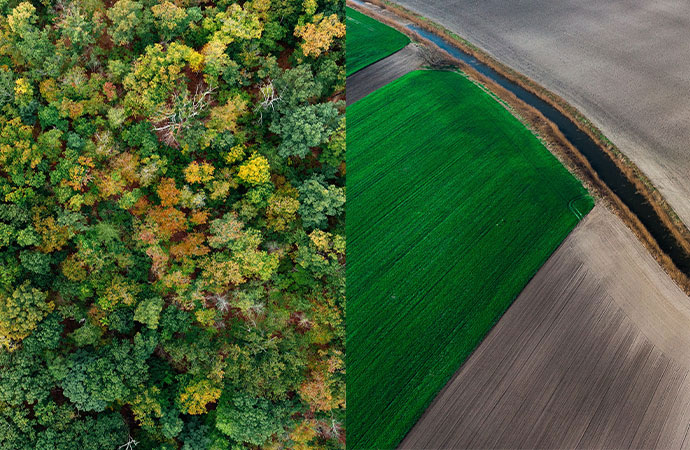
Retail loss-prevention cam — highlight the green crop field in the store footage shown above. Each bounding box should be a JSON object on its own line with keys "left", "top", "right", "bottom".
{"left": 346, "top": 6, "right": 410, "bottom": 76}
{"left": 347, "top": 70, "right": 594, "bottom": 449}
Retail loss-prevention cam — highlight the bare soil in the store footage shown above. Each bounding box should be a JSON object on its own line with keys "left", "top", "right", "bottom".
{"left": 400, "top": 205, "right": 690, "bottom": 449}
{"left": 346, "top": 45, "right": 423, "bottom": 105}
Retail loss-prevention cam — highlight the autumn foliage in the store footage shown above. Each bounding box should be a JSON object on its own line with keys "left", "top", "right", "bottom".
{"left": 0, "top": 0, "right": 344, "bottom": 448}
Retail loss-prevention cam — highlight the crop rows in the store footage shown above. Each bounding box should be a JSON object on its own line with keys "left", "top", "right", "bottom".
{"left": 347, "top": 70, "right": 593, "bottom": 449}
{"left": 346, "top": 7, "right": 410, "bottom": 76}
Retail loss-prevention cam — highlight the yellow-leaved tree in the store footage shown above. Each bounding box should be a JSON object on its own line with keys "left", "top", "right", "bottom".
{"left": 178, "top": 379, "right": 222, "bottom": 415}
{"left": 0, "top": 281, "right": 54, "bottom": 351}
{"left": 237, "top": 153, "right": 270, "bottom": 185}
{"left": 294, "top": 14, "right": 345, "bottom": 58}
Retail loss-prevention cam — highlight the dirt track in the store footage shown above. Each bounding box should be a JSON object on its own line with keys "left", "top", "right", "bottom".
{"left": 400, "top": 205, "right": 690, "bottom": 449}
{"left": 391, "top": 0, "right": 690, "bottom": 229}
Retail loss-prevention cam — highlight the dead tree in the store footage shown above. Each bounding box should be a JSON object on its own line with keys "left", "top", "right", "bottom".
{"left": 153, "top": 85, "right": 215, "bottom": 147}
{"left": 118, "top": 436, "right": 139, "bottom": 450}
{"left": 255, "top": 80, "right": 281, "bottom": 124}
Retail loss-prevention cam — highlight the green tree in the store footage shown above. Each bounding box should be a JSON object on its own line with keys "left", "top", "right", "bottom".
{"left": 57, "top": 4, "right": 96, "bottom": 51}
{"left": 274, "top": 64, "right": 322, "bottom": 106}
{"left": 151, "top": 2, "right": 201, "bottom": 42}
{"left": 321, "top": 116, "right": 345, "bottom": 169}
{"left": 107, "top": 0, "right": 149, "bottom": 46}
{"left": 298, "top": 176, "right": 345, "bottom": 229}
{"left": 20, "top": 250, "right": 51, "bottom": 275}
{"left": 0, "top": 347, "right": 53, "bottom": 406}
{"left": 0, "top": 69, "right": 15, "bottom": 108}
{"left": 4, "top": 2, "right": 57, "bottom": 73}
{"left": 61, "top": 350, "right": 129, "bottom": 412}
{"left": 215, "top": 393, "right": 292, "bottom": 446}
{"left": 60, "top": 340, "right": 147, "bottom": 412}
{"left": 123, "top": 42, "right": 203, "bottom": 117}
{"left": 35, "top": 412, "right": 128, "bottom": 450}
{"left": 134, "top": 296, "right": 165, "bottom": 329}
{"left": 271, "top": 102, "right": 342, "bottom": 158}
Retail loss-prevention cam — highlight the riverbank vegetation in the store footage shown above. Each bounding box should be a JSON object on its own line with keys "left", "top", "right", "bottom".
{"left": 347, "top": 69, "right": 592, "bottom": 449}
{"left": 0, "top": 0, "right": 345, "bottom": 448}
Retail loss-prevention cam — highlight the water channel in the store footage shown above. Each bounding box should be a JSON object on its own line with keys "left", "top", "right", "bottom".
{"left": 408, "top": 24, "right": 690, "bottom": 274}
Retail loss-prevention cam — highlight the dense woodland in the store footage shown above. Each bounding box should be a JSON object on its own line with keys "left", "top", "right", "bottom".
{"left": 0, "top": 0, "right": 345, "bottom": 447}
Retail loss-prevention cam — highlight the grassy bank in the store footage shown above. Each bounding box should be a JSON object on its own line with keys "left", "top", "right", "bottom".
{"left": 346, "top": 6, "right": 410, "bottom": 75}
{"left": 347, "top": 70, "right": 593, "bottom": 449}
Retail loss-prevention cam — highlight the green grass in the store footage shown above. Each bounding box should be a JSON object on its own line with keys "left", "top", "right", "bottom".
{"left": 346, "top": 7, "right": 410, "bottom": 76}
{"left": 347, "top": 70, "right": 593, "bottom": 449}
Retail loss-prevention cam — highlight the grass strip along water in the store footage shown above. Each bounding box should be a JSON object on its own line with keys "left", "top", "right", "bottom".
{"left": 347, "top": 69, "right": 594, "bottom": 449}
{"left": 346, "top": 6, "right": 410, "bottom": 76}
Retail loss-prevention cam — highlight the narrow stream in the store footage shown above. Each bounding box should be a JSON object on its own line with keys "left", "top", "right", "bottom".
{"left": 408, "top": 24, "right": 690, "bottom": 274}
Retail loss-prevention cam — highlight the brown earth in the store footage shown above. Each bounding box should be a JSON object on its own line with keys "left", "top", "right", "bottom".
{"left": 346, "top": 45, "right": 423, "bottom": 105}
{"left": 400, "top": 205, "right": 690, "bottom": 449}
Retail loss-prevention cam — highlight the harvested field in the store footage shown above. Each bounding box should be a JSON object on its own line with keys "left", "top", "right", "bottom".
{"left": 346, "top": 44, "right": 422, "bottom": 105}
{"left": 392, "top": 0, "right": 690, "bottom": 228}
{"left": 401, "top": 205, "right": 690, "bottom": 449}
{"left": 348, "top": 69, "right": 593, "bottom": 449}
{"left": 346, "top": 6, "right": 410, "bottom": 76}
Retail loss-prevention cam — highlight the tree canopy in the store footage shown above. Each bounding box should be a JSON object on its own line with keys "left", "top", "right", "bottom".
{"left": 0, "top": 0, "right": 345, "bottom": 447}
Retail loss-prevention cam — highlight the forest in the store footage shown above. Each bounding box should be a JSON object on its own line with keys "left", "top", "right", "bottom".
{"left": 0, "top": 0, "right": 345, "bottom": 448}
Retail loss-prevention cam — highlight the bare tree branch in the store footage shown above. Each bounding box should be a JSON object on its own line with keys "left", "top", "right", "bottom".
{"left": 118, "top": 435, "right": 139, "bottom": 450}
{"left": 153, "top": 85, "right": 216, "bottom": 146}
{"left": 255, "top": 80, "right": 281, "bottom": 124}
